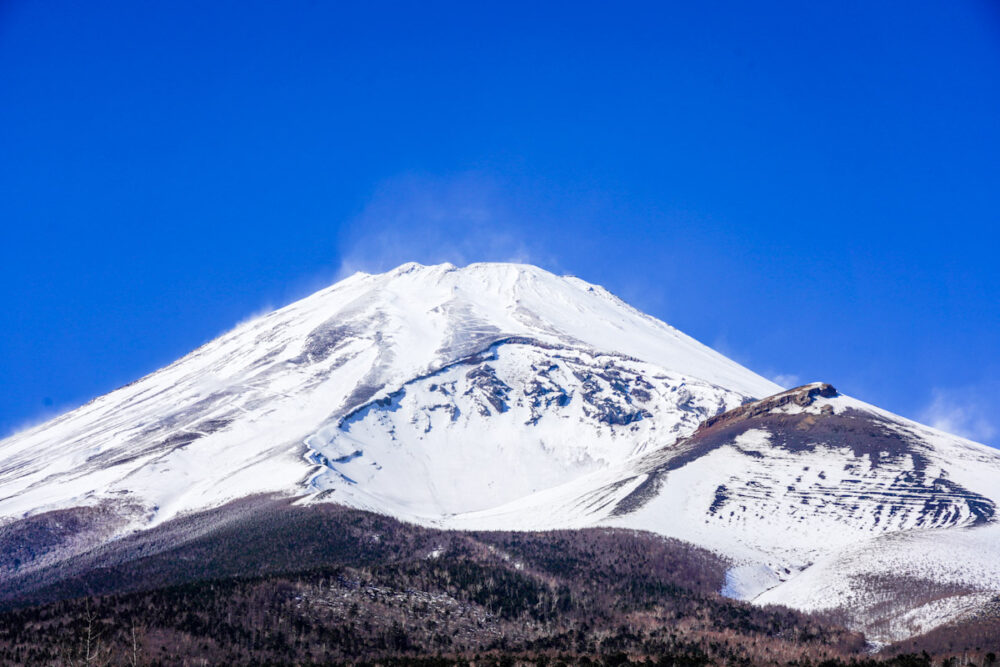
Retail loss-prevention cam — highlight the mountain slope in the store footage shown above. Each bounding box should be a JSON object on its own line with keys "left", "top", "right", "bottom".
{"left": 0, "top": 262, "right": 776, "bottom": 530}
{"left": 606, "top": 384, "right": 1000, "bottom": 645}
{"left": 0, "top": 261, "right": 998, "bottom": 647}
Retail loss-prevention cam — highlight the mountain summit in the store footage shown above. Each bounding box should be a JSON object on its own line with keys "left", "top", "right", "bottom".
{"left": 0, "top": 262, "right": 777, "bottom": 527}
{"left": 1, "top": 261, "right": 998, "bottom": 646}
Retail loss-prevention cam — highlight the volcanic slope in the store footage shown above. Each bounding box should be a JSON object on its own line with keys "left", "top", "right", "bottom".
{"left": 1, "top": 262, "right": 998, "bottom": 645}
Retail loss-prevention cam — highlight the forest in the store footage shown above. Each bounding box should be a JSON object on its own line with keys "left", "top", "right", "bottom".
{"left": 0, "top": 499, "right": 994, "bottom": 665}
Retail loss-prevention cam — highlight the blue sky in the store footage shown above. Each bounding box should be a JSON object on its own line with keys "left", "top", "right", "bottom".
{"left": 1, "top": 1, "right": 998, "bottom": 445}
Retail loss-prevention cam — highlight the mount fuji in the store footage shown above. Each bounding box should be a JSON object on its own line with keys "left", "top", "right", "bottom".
{"left": 2, "top": 261, "right": 998, "bottom": 647}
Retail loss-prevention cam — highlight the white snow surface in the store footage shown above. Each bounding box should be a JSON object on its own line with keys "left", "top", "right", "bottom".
{"left": 0, "top": 262, "right": 774, "bottom": 526}
{"left": 1, "top": 261, "right": 999, "bottom": 643}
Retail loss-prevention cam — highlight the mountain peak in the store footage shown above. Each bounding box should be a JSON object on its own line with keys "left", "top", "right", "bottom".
{"left": 0, "top": 261, "right": 779, "bottom": 525}
{"left": 295, "top": 261, "right": 784, "bottom": 398}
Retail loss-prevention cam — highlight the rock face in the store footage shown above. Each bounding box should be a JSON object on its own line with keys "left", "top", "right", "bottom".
{"left": 699, "top": 382, "right": 838, "bottom": 431}
{"left": 0, "top": 261, "right": 998, "bottom": 645}
{"left": 613, "top": 383, "right": 996, "bottom": 541}
{"left": 304, "top": 337, "right": 745, "bottom": 516}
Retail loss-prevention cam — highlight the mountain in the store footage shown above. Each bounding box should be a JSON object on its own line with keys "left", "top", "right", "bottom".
{"left": 1, "top": 261, "right": 998, "bottom": 652}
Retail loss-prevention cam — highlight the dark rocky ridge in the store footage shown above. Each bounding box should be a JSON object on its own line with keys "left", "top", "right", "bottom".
{"left": 699, "top": 382, "right": 839, "bottom": 431}
{"left": 612, "top": 384, "right": 996, "bottom": 529}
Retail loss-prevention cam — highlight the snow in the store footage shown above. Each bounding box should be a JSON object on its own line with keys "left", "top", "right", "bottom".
{"left": 754, "top": 523, "right": 1000, "bottom": 644}
{"left": 0, "top": 262, "right": 773, "bottom": 524}
{"left": 722, "top": 564, "right": 782, "bottom": 600}
{"left": 305, "top": 342, "right": 747, "bottom": 518}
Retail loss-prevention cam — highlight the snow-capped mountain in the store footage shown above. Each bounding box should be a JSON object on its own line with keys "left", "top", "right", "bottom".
{"left": 1, "top": 261, "right": 998, "bottom": 645}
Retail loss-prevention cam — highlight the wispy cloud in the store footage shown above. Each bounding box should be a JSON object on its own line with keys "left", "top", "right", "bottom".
{"left": 919, "top": 387, "right": 997, "bottom": 445}
{"left": 334, "top": 172, "right": 561, "bottom": 278}
{"left": 2, "top": 400, "right": 77, "bottom": 440}
{"left": 770, "top": 373, "right": 802, "bottom": 389}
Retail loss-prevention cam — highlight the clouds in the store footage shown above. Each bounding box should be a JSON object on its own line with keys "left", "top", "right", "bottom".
{"left": 919, "top": 387, "right": 997, "bottom": 445}
{"left": 770, "top": 373, "right": 802, "bottom": 389}
{"left": 334, "top": 173, "right": 562, "bottom": 278}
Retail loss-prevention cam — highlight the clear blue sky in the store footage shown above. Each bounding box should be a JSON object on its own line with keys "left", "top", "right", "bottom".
{"left": 2, "top": 1, "right": 998, "bottom": 445}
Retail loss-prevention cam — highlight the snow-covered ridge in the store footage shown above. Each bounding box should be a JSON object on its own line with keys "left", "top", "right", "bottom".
{"left": 303, "top": 336, "right": 748, "bottom": 518}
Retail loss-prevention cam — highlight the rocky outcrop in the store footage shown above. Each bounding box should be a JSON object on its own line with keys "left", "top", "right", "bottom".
{"left": 699, "top": 382, "right": 838, "bottom": 432}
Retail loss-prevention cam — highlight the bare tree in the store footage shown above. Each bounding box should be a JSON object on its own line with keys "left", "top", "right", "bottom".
{"left": 127, "top": 619, "right": 145, "bottom": 667}
{"left": 80, "top": 601, "right": 111, "bottom": 666}
{"left": 82, "top": 601, "right": 97, "bottom": 665}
